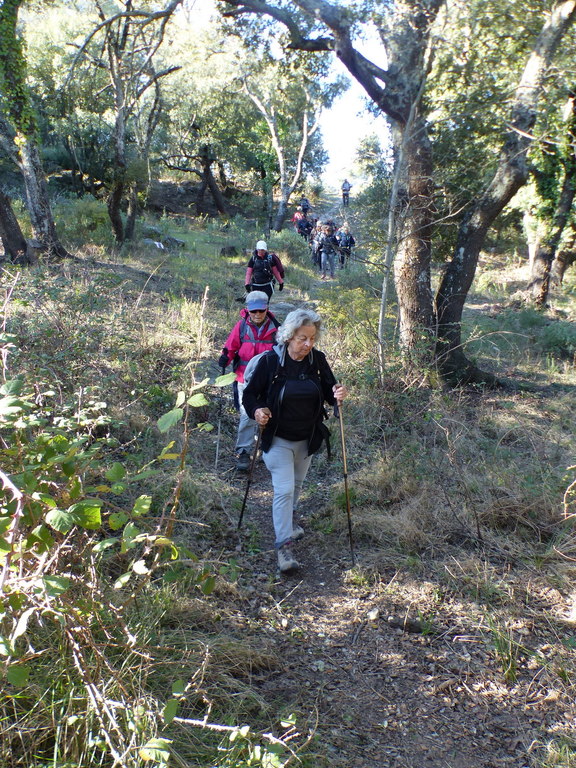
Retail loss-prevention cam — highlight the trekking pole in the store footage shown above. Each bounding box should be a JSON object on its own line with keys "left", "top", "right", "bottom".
{"left": 214, "top": 367, "right": 225, "bottom": 470}
{"left": 335, "top": 401, "right": 355, "bottom": 566}
{"left": 237, "top": 426, "right": 263, "bottom": 530}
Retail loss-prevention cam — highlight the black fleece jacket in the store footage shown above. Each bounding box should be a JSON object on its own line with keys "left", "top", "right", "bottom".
{"left": 242, "top": 344, "right": 337, "bottom": 455}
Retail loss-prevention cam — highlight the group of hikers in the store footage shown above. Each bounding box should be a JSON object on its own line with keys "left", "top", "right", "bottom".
{"left": 218, "top": 200, "right": 352, "bottom": 573}
{"left": 291, "top": 196, "right": 357, "bottom": 280}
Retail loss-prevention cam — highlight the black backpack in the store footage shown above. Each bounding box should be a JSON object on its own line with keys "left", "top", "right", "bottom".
{"left": 252, "top": 254, "right": 274, "bottom": 283}
{"left": 339, "top": 232, "right": 354, "bottom": 249}
{"left": 251, "top": 252, "right": 284, "bottom": 283}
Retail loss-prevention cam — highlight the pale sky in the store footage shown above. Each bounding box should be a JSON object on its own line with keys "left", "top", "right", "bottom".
{"left": 318, "top": 22, "right": 390, "bottom": 192}
{"left": 319, "top": 86, "right": 390, "bottom": 192}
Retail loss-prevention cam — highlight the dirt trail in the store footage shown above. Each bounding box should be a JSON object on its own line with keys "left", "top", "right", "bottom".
{"left": 223, "top": 454, "right": 573, "bottom": 768}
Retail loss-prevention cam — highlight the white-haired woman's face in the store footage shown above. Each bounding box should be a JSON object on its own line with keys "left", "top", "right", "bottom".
{"left": 287, "top": 324, "right": 317, "bottom": 361}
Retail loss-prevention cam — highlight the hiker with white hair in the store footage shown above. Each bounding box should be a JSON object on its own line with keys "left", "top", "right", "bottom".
{"left": 245, "top": 240, "right": 284, "bottom": 299}
{"left": 243, "top": 307, "right": 348, "bottom": 573}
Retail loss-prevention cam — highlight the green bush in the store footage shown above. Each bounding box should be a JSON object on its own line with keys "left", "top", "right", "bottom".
{"left": 54, "top": 196, "right": 114, "bottom": 247}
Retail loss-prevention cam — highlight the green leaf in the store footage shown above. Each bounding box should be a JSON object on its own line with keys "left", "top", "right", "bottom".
{"left": 32, "top": 493, "right": 57, "bottom": 509}
{"left": 132, "top": 495, "right": 151, "bottom": 517}
{"left": 121, "top": 522, "right": 141, "bottom": 552}
{"left": 0, "top": 517, "right": 11, "bottom": 534}
{"left": 109, "top": 511, "right": 129, "bottom": 530}
{"left": 197, "top": 421, "right": 214, "bottom": 432}
{"left": 0, "top": 396, "right": 26, "bottom": 417}
{"left": 69, "top": 500, "right": 102, "bottom": 530}
{"left": 157, "top": 408, "right": 183, "bottom": 433}
{"left": 42, "top": 575, "right": 71, "bottom": 597}
{"left": 175, "top": 391, "right": 186, "bottom": 408}
{"left": 27, "top": 525, "right": 54, "bottom": 551}
{"left": 61, "top": 460, "right": 76, "bottom": 478}
{"left": 139, "top": 738, "right": 172, "bottom": 763}
{"left": 0, "top": 539, "right": 11, "bottom": 554}
{"left": 113, "top": 572, "right": 132, "bottom": 589}
{"left": 105, "top": 462, "right": 126, "bottom": 482}
{"left": 159, "top": 441, "right": 177, "bottom": 458}
{"left": 0, "top": 636, "right": 14, "bottom": 656}
{"left": 7, "top": 664, "right": 30, "bottom": 687}
{"left": 123, "top": 522, "right": 140, "bottom": 540}
{"left": 189, "top": 377, "right": 209, "bottom": 392}
{"left": 45, "top": 509, "right": 75, "bottom": 534}
{"left": 12, "top": 607, "right": 35, "bottom": 642}
{"left": 187, "top": 393, "right": 209, "bottom": 408}
{"left": 92, "top": 538, "right": 118, "bottom": 552}
{"left": 0, "top": 376, "right": 24, "bottom": 396}
{"left": 172, "top": 679, "right": 186, "bottom": 695}
{"left": 110, "top": 483, "right": 126, "bottom": 494}
{"left": 163, "top": 698, "right": 179, "bottom": 725}
{"left": 215, "top": 371, "right": 237, "bottom": 386}
{"left": 200, "top": 575, "right": 216, "bottom": 595}
{"left": 68, "top": 477, "right": 82, "bottom": 501}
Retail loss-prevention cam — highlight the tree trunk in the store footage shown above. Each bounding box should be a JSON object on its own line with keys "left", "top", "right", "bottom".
{"left": 124, "top": 182, "right": 138, "bottom": 241}
{"left": 273, "top": 196, "right": 290, "bottom": 232}
{"left": 0, "top": 1, "right": 69, "bottom": 261}
{"left": 392, "top": 117, "right": 435, "bottom": 354}
{"left": 19, "top": 139, "right": 69, "bottom": 259}
{"left": 551, "top": 225, "right": 576, "bottom": 283}
{"left": 203, "top": 160, "right": 227, "bottom": 214}
{"left": 523, "top": 207, "right": 541, "bottom": 270}
{"left": 0, "top": 188, "right": 33, "bottom": 264}
{"left": 435, "top": 0, "right": 576, "bottom": 383}
{"left": 259, "top": 165, "right": 273, "bottom": 234}
{"left": 107, "top": 180, "right": 125, "bottom": 243}
{"left": 530, "top": 91, "right": 576, "bottom": 306}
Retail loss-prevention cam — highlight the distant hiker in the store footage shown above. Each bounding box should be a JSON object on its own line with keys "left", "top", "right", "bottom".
{"left": 317, "top": 223, "right": 340, "bottom": 280}
{"left": 245, "top": 240, "right": 284, "bottom": 299}
{"left": 299, "top": 196, "right": 311, "bottom": 215}
{"left": 219, "top": 291, "right": 280, "bottom": 471}
{"left": 291, "top": 206, "right": 306, "bottom": 233}
{"left": 341, "top": 179, "right": 352, "bottom": 207}
{"left": 336, "top": 224, "right": 356, "bottom": 268}
{"left": 242, "top": 307, "right": 348, "bottom": 573}
{"left": 309, "top": 221, "right": 322, "bottom": 269}
{"left": 297, "top": 216, "right": 313, "bottom": 240}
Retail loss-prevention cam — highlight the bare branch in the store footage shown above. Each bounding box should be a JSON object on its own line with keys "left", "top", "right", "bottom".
{"left": 65, "top": 0, "right": 184, "bottom": 86}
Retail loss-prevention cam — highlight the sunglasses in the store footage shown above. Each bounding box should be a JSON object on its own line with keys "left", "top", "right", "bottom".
{"left": 249, "top": 308, "right": 266, "bottom": 313}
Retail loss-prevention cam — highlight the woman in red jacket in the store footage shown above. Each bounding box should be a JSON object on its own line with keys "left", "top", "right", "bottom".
{"left": 218, "top": 291, "right": 279, "bottom": 470}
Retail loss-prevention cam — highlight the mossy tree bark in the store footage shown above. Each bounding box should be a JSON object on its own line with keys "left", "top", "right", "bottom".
{"left": 0, "top": 187, "right": 33, "bottom": 264}
{"left": 529, "top": 90, "right": 576, "bottom": 307}
{"left": 0, "top": 0, "right": 70, "bottom": 260}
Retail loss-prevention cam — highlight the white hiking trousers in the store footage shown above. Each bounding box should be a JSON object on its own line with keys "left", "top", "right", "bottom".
{"left": 263, "top": 437, "right": 313, "bottom": 548}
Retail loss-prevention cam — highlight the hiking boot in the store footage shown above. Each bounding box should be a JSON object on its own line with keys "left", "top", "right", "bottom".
{"left": 292, "top": 524, "right": 305, "bottom": 541}
{"left": 236, "top": 451, "right": 251, "bottom": 471}
{"left": 277, "top": 544, "right": 299, "bottom": 573}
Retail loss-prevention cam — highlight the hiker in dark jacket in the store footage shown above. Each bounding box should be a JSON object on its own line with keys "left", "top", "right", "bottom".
{"left": 243, "top": 308, "right": 347, "bottom": 573}
{"left": 336, "top": 224, "right": 356, "bottom": 268}
{"left": 317, "top": 223, "right": 340, "bottom": 280}
{"left": 219, "top": 291, "right": 279, "bottom": 471}
{"left": 245, "top": 240, "right": 284, "bottom": 299}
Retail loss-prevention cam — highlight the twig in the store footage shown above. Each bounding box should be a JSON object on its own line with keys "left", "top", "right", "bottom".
{"left": 0, "top": 469, "right": 24, "bottom": 594}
